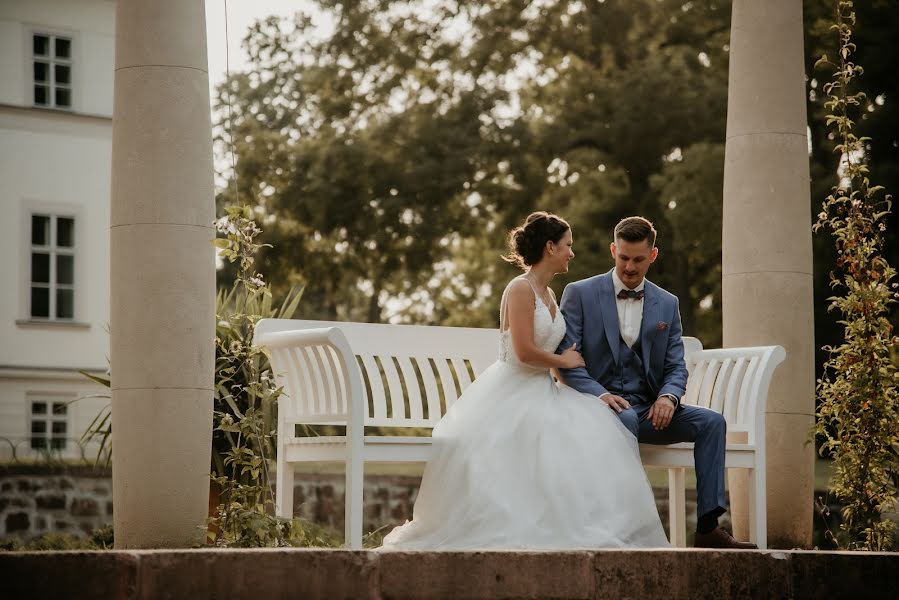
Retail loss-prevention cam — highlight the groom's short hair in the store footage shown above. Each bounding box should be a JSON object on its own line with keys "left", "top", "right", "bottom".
{"left": 614, "top": 216, "right": 657, "bottom": 248}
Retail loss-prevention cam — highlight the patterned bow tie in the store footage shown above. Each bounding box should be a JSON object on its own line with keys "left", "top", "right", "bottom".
{"left": 617, "top": 289, "right": 644, "bottom": 300}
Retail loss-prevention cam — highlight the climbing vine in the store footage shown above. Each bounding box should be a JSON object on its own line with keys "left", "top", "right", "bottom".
{"left": 813, "top": 0, "right": 899, "bottom": 551}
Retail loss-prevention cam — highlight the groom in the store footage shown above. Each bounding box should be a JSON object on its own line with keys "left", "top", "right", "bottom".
{"left": 557, "top": 216, "right": 755, "bottom": 549}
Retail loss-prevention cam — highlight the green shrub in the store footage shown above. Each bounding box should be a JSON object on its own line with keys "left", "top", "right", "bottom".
{"left": 813, "top": 0, "right": 899, "bottom": 551}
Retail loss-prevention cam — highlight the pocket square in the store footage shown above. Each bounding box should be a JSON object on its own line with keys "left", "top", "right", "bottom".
{"left": 657, "top": 321, "right": 669, "bottom": 331}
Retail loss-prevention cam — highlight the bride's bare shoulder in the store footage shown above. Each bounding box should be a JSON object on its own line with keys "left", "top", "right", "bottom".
{"left": 505, "top": 277, "right": 532, "bottom": 294}
{"left": 505, "top": 278, "right": 537, "bottom": 305}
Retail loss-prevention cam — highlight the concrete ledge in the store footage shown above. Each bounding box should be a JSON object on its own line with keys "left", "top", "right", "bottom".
{"left": 2, "top": 548, "right": 896, "bottom": 599}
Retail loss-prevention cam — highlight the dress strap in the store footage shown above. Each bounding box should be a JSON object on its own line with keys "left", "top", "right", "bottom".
{"left": 500, "top": 276, "right": 534, "bottom": 332}
{"left": 521, "top": 274, "right": 544, "bottom": 305}
{"left": 499, "top": 280, "right": 513, "bottom": 332}
{"left": 524, "top": 274, "right": 558, "bottom": 320}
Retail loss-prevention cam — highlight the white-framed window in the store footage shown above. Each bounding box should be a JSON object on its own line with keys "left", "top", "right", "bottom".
{"left": 30, "top": 213, "right": 76, "bottom": 320}
{"left": 32, "top": 32, "right": 72, "bottom": 110}
{"left": 28, "top": 395, "right": 71, "bottom": 452}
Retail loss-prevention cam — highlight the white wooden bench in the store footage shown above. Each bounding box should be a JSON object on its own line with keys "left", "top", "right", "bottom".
{"left": 255, "top": 318, "right": 785, "bottom": 549}
{"left": 639, "top": 343, "right": 785, "bottom": 549}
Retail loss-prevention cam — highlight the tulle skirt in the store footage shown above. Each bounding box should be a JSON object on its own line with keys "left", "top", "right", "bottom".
{"left": 379, "top": 360, "right": 670, "bottom": 550}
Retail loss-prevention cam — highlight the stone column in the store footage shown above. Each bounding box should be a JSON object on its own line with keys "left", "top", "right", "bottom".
{"left": 722, "top": 0, "right": 813, "bottom": 548}
{"left": 110, "top": 0, "right": 215, "bottom": 548}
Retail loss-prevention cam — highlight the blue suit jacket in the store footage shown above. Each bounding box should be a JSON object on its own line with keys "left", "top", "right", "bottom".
{"left": 557, "top": 270, "right": 688, "bottom": 403}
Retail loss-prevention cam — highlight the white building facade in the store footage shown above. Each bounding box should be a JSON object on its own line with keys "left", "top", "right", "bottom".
{"left": 0, "top": 0, "right": 115, "bottom": 461}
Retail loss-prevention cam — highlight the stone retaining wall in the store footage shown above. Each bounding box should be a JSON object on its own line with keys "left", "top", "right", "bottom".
{"left": 286, "top": 473, "right": 711, "bottom": 541}
{"left": 0, "top": 466, "right": 113, "bottom": 540}
{"left": 4, "top": 548, "right": 897, "bottom": 599}
{"left": 0, "top": 466, "right": 724, "bottom": 543}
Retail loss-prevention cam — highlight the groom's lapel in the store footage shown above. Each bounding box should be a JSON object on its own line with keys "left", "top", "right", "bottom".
{"left": 597, "top": 272, "right": 620, "bottom": 365}
{"left": 640, "top": 281, "right": 659, "bottom": 375}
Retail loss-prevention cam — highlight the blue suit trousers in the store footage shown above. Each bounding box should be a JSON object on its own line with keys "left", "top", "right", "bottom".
{"left": 617, "top": 400, "right": 727, "bottom": 520}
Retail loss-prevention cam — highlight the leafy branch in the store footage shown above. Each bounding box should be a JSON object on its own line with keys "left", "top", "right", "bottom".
{"left": 812, "top": 0, "right": 899, "bottom": 552}
{"left": 206, "top": 204, "right": 312, "bottom": 547}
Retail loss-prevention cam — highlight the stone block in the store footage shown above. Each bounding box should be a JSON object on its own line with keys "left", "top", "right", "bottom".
{"left": 2, "top": 549, "right": 899, "bottom": 599}
{"left": 725, "top": 1, "right": 807, "bottom": 138}
{"left": 109, "top": 226, "right": 215, "bottom": 390}
{"left": 721, "top": 274, "right": 815, "bottom": 414}
{"left": 764, "top": 414, "right": 816, "bottom": 548}
{"left": 71, "top": 498, "right": 100, "bottom": 517}
{"left": 5, "top": 512, "right": 31, "bottom": 532}
{"left": 367, "top": 503, "right": 383, "bottom": 520}
{"left": 378, "top": 551, "right": 595, "bottom": 600}
{"left": 592, "top": 550, "right": 792, "bottom": 599}
{"left": 111, "top": 389, "right": 212, "bottom": 548}
{"left": 790, "top": 550, "right": 899, "bottom": 600}
{"left": 111, "top": 67, "right": 214, "bottom": 228}
{"left": 389, "top": 500, "right": 412, "bottom": 522}
{"left": 3, "top": 551, "right": 139, "bottom": 599}
{"left": 136, "top": 549, "right": 377, "bottom": 600}
{"left": 35, "top": 494, "right": 67, "bottom": 510}
{"left": 114, "top": 0, "right": 210, "bottom": 71}
{"left": 34, "top": 494, "right": 66, "bottom": 510}
{"left": 10, "top": 497, "right": 31, "bottom": 508}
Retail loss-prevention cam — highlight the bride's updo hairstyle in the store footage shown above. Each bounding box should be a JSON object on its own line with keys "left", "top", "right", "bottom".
{"left": 503, "top": 211, "right": 570, "bottom": 270}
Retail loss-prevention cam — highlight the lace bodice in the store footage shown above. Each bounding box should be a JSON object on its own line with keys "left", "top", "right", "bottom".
{"left": 498, "top": 276, "right": 567, "bottom": 369}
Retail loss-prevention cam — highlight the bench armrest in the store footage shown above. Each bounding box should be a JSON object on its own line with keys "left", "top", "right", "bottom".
{"left": 256, "top": 326, "right": 366, "bottom": 441}
{"left": 256, "top": 327, "right": 344, "bottom": 349}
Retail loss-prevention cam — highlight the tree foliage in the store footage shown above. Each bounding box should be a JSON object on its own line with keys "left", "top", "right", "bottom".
{"left": 214, "top": 0, "right": 897, "bottom": 357}
{"left": 215, "top": 0, "right": 732, "bottom": 342}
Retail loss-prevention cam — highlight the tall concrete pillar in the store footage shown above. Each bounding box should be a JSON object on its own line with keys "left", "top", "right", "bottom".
{"left": 722, "top": 0, "right": 814, "bottom": 548}
{"left": 110, "top": 0, "right": 215, "bottom": 548}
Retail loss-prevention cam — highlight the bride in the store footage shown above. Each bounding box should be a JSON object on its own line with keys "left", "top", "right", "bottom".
{"left": 380, "top": 211, "right": 669, "bottom": 550}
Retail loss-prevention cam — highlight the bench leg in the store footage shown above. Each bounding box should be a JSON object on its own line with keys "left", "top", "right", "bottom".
{"left": 276, "top": 457, "right": 294, "bottom": 519}
{"left": 749, "top": 466, "right": 768, "bottom": 549}
{"left": 345, "top": 459, "right": 364, "bottom": 549}
{"left": 668, "top": 467, "right": 687, "bottom": 547}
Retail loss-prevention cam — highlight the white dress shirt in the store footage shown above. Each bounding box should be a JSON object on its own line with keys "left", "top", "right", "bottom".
{"left": 603, "top": 271, "right": 679, "bottom": 408}
{"left": 612, "top": 270, "right": 644, "bottom": 348}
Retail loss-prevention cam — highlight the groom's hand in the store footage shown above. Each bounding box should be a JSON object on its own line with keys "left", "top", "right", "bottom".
{"left": 648, "top": 397, "right": 675, "bottom": 430}
{"left": 599, "top": 393, "right": 630, "bottom": 413}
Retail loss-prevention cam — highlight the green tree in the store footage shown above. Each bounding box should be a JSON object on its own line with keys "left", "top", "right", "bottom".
{"left": 216, "top": 7, "right": 504, "bottom": 322}
{"left": 217, "top": 1, "right": 733, "bottom": 342}
{"left": 650, "top": 142, "right": 725, "bottom": 346}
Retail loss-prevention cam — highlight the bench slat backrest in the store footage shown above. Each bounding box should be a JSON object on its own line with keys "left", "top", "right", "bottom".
{"left": 682, "top": 345, "right": 786, "bottom": 445}
{"left": 255, "top": 316, "right": 780, "bottom": 440}
{"left": 274, "top": 338, "right": 356, "bottom": 423}
{"left": 256, "top": 319, "right": 499, "bottom": 428}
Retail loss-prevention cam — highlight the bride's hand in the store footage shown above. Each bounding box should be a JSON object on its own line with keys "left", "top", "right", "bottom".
{"left": 559, "top": 343, "right": 586, "bottom": 369}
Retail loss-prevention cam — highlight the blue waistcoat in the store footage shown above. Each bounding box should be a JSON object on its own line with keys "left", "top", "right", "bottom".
{"left": 610, "top": 334, "right": 651, "bottom": 404}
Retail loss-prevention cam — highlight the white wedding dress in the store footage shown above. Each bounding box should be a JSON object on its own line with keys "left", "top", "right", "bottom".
{"left": 379, "top": 276, "right": 669, "bottom": 550}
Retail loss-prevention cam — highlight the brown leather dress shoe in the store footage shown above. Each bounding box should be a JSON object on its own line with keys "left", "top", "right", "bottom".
{"left": 694, "top": 527, "right": 758, "bottom": 549}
